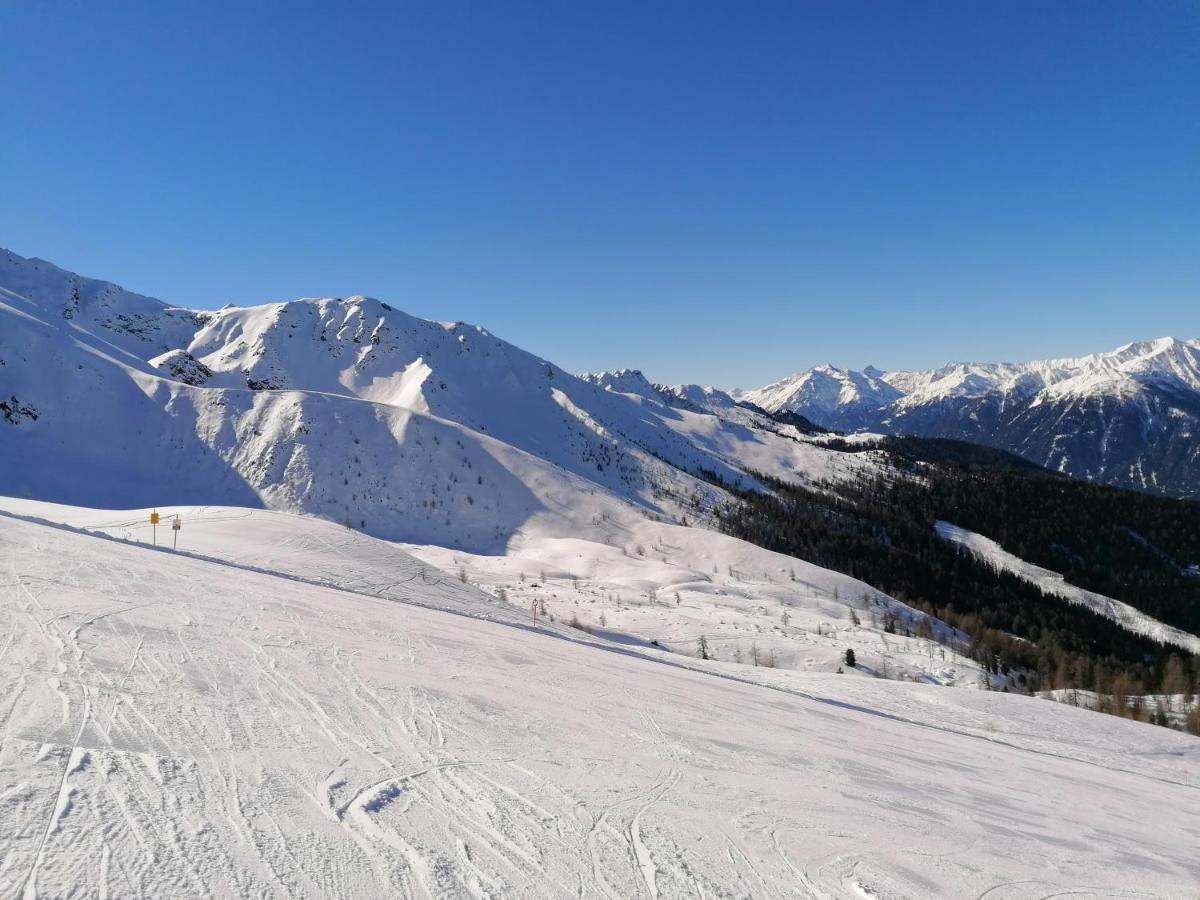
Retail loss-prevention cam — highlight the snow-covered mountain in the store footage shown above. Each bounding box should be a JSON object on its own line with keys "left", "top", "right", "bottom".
{"left": 0, "top": 245, "right": 1014, "bottom": 694}
{"left": 579, "top": 368, "right": 801, "bottom": 430}
{"left": 739, "top": 338, "right": 1200, "bottom": 497}
{"left": 1, "top": 248, "right": 881, "bottom": 554}
{"left": 739, "top": 363, "right": 903, "bottom": 431}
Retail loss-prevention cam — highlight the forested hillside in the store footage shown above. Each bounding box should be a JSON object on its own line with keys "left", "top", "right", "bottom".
{"left": 717, "top": 439, "right": 1200, "bottom": 723}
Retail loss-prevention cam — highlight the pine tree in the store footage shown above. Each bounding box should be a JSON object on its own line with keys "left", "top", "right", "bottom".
{"left": 1161, "top": 656, "right": 1189, "bottom": 706}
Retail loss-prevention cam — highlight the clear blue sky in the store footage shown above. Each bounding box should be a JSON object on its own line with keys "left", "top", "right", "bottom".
{"left": 2, "top": 1, "right": 1197, "bottom": 387}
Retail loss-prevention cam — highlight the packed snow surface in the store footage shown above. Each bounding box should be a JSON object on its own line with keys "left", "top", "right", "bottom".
{"left": 936, "top": 520, "right": 1200, "bottom": 655}
{"left": 5, "top": 494, "right": 999, "bottom": 693}
{"left": 1, "top": 502, "right": 1198, "bottom": 898}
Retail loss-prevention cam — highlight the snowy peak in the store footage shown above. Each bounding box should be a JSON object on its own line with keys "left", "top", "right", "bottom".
{"left": 739, "top": 363, "right": 903, "bottom": 430}
{"left": 1106, "top": 335, "right": 1198, "bottom": 365}
{"left": 578, "top": 368, "right": 661, "bottom": 401}
{"left": 743, "top": 336, "right": 1200, "bottom": 497}
{"left": 580, "top": 370, "right": 750, "bottom": 417}
{"left": 902, "top": 339, "right": 1200, "bottom": 411}
{"left": 0, "top": 247, "right": 204, "bottom": 364}
{"left": 1083, "top": 336, "right": 1200, "bottom": 392}
{"left": 3, "top": 246, "right": 875, "bottom": 550}
{"left": 658, "top": 382, "right": 741, "bottom": 412}
{"left": 0, "top": 248, "right": 166, "bottom": 319}
{"left": 749, "top": 337, "right": 1200, "bottom": 412}
{"left": 182, "top": 294, "right": 455, "bottom": 398}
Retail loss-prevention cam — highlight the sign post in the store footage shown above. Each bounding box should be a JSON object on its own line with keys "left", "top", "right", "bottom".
{"left": 172, "top": 515, "right": 182, "bottom": 550}
{"left": 150, "top": 510, "right": 159, "bottom": 546}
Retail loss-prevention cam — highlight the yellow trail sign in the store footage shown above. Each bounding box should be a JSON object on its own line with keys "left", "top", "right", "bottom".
{"left": 150, "top": 512, "right": 160, "bottom": 525}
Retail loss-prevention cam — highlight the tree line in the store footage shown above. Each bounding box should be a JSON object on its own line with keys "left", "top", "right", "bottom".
{"left": 712, "top": 443, "right": 1200, "bottom": 729}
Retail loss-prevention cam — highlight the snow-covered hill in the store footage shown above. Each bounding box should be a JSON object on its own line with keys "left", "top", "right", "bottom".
{"left": 2, "top": 503, "right": 1197, "bottom": 898}
{"left": 2, "top": 248, "right": 897, "bottom": 554}
{"left": 936, "top": 520, "right": 1200, "bottom": 655}
{"left": 739, "top": 338, "right": 1200, "bottom": 497}
{"left": 4, "top": 473, "right": 995, "bottom": 694}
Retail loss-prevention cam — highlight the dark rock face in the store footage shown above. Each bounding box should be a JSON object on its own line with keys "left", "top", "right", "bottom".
{"left": 150, "top": 349, "right": 213, "bottom": 387}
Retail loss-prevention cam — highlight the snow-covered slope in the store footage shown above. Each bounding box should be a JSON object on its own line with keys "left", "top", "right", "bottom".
{"left": 0, "top": 498, "right": 542, "bottom": 631}
{"left": 937, "top": 521, "right": 1200, "bottom": 655}
{"left": 0, "top": 248, "right": 885, "bottom": 555}
{"left": 741, "top": 338, "right": 1200, "bottom": 497}
{"left": 5, "top": 489, "right": 994, "bottom": 692}
{"left": 2, "top": 504, "right": 1197, "bottom": 898}
{"left": 581, "top": 371, "right": 743, "bottom": 417}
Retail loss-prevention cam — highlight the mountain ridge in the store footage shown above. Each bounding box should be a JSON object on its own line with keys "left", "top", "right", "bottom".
{"left": 738, "top": 337, "right": 1200, "bottom": 496}
{"left": 0, "top": 247, "right": 875, "bottom": 552}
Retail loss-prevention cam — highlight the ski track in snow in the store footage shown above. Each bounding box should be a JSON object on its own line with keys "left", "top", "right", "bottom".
{"left": 0, "top": 507, "right": 1197, "bottom": 898}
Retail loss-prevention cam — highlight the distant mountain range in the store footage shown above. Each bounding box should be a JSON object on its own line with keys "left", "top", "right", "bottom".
{"left": 736, "top": 338, "right": 1200, "bottom": 498}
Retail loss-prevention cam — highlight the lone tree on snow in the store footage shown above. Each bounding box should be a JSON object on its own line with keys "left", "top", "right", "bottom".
{"left": 844, "top": 648, "right": 857, "bottom": 668}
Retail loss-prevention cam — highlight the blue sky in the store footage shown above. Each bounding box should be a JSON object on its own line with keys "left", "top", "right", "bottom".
{"left": 2, "top": 1, "right": 1197, "bottom": 387}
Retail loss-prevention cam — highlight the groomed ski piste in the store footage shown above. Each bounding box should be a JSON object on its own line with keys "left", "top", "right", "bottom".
{"left": 2, "top": 500, "right": 1198, "bottom": 898}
